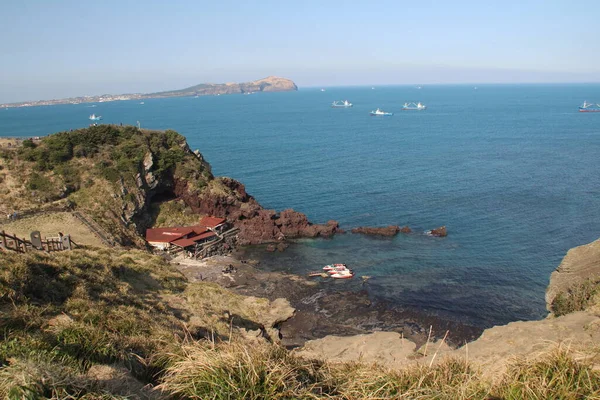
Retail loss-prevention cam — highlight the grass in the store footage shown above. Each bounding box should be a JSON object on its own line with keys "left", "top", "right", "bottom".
{"left": 495, "top": 345, "right": 600, "bottom": 399}
{"left": 149, "top": 199, "right": 200, "bottom": 228}
{"left": 2, "top": 248, "right": 600, "bottom": 399}
{"left": 0, "top": 212, "right": 108, "bottom": 248}
{"left": 551, "top": 279, "right": 600, "bottom": 316}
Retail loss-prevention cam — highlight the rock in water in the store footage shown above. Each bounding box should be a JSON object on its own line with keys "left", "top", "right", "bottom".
{"left": 429, "top": 226, "right": 447, "bottom": 237}
{"left": 351, "top": 225, "right": 400, "bottom": 236}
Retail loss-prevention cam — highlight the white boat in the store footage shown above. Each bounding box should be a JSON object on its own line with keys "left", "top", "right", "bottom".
{"left": 331, "top": 100, "right": 353, "bottom": 108}
{"left": 139, "top": 101, "right": 145, "bottom": 105}
{"left": 402, "top": 102, "right": 427, "bottom": 111}
{"left": 323, "top": 263, "right": 347, "bottom": 271}
{"left": 320, "top": 88, "right": 326, "bottom": 92}
{"left": 370, "top": 108, "right": 393, "bottom": 116}
{"left": 89, "top": 114, "right": 102, "bottom": 121}
{"left": 331, "top": 270, "right": 355, "bottom": 279}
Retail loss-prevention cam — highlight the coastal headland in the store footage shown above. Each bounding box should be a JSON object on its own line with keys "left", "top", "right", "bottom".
{"left": 1, "top": 126, "right": 599, "bottom": 398}
{"left": 0, "top": 75, "right": 298, "bottom": 108}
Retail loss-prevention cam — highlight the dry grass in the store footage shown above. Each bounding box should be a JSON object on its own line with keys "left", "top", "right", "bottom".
{"left": 0, "top": 211, "right": 108, "bottom": 248}
{"left": 494, "top": 344, "right": 600, "bottom": 399}
{"left": 149, "top": 199, "right": 201, "bottom": 228}
{"left": 2, "top": 247, "right": 600, "bottom": 399}
{"left": 158, "top": 340, "right": 327, "bottom": 399}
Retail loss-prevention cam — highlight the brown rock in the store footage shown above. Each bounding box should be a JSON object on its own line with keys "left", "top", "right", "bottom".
{"left": 400, "top": 226, "right": 412, "bottom": 233}
{"left": 351, "top": 225, "right": 400, "bottom": 236}
{"left": 266, "top": 244, "right": 276, "bottom": 252}
{"left": 276, "top": 242, "right": 289, "bottom": 252}
{"left": 429, "top": 226, "right": 447, "bottom": 237}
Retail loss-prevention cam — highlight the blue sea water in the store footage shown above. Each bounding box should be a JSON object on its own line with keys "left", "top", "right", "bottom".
{"left": 2, "top": 84, "right": 600, "bottom": 329}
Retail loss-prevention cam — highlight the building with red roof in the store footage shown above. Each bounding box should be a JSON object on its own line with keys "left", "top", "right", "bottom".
{"left": 145, "top": 215, "right": 227, "bottom": 250}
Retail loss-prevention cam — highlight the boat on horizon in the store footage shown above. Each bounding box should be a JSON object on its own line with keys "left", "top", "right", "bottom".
{"left": 579, "top": 101, "right": 600, "bottom": 112}
{"left": 402, "top": 102, "right": 427, "bottom": 111}
{"left": 331, "top": 100, "right": 353, "bottom": 108}
{"left": 370, "top": 108, "right": 393, "bottom": 116}
{"left": 89, "top": 114, "right": 102, "bottom": 121}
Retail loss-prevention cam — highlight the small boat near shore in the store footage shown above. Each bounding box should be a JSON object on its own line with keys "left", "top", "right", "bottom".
{"left": 89, "top": 114, "right": 102, "bottom": 121}
{"left": 331, "top": 271, "right": 354, "bottom": 279}
{"left": 579, "top": 101, "right": 600, "bottom": 112}
{"left": 331, "top": 100, "right": 353, "bottom": 108}
{"left": 322, "top": 263, "right": 355, "bottom": 279}
{"left": 370, "top": 108, "right": 393, "bottom": 116}
{"left": 402, "top": 102, "right": 427, "bottom": 111}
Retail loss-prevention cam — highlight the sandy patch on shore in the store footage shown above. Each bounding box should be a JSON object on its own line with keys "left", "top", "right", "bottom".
{"left": 0, "top": 212, "right": 107, "bottom": 248}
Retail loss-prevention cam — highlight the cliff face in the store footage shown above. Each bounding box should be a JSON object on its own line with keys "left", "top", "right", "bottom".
{"left": 0, "top": 126, "right": 336, "bottom": 246}
{"left": 546, "top": 238, "right": 600, "bottom": 314}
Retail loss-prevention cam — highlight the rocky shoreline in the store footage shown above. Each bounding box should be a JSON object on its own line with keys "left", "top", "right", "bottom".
{"left": 170, "top": 252, "right": 483, "bottom": 349}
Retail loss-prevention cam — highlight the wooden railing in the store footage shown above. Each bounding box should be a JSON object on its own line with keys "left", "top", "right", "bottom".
{"left": 0, "top": 230, "right": 76, "bottom": 253}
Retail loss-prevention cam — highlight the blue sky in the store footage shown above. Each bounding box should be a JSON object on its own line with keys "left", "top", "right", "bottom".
{"left": 1, "top": 0, "right": 598, "bottom": 102}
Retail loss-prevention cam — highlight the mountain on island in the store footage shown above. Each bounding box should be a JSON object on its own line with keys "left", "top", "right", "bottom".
{"left": 0, "top": 76, "right": 298, "bottom": 108}
{"left": 147, "top": 76, "right": 298, "bottom": 98}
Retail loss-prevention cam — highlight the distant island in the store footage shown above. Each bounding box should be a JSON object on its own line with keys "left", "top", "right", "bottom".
{"left": 0, "top": 76, "right": 298, "bottom": 108}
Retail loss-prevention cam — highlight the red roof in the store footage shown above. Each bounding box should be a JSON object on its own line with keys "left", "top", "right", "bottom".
{"left": 145, "top": 216, "right": 224, "bottom": 244}
{"left": 146, "top": 227, "right": 196, "bottom": 243}
{"left": 171, "top": 231, "right": 216, "bottom": 248}
{"left": 199, "top": 216, "right": 226, "bottom": 228}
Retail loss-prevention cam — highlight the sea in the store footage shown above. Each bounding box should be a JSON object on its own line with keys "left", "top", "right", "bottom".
{"left": 2, "top": 84, "right": 600, "bottom": 330}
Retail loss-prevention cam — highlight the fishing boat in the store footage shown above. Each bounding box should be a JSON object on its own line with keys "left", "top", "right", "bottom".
{"left": 370, "top": 108, "right": 393, "bottom": 116}
{"left": 331, "top": 270, "right": 355, "bottom": 279}
{"left": 331, "top": 100, "right": 353, "bottom": 108}
{"left": 323, "top": 263, "right": 347, "bottom": 271}
{"left": 89, "top": 114, "right": 102, "bottom": 121}
{"left": 402, "top": 102, "right": 427, "bottom": 111}
{"left": 579, "top": 101, "right": 600, "bottom": 112}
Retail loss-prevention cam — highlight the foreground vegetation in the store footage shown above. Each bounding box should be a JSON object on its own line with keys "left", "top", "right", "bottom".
{"left": 1, "top": 249, "right": 599, "bottom": 399}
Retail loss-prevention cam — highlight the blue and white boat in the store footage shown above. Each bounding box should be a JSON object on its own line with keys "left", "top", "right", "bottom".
{"left": 332, "top": 100, "right": 353, "bottom": 108}
{"left": 370, "top": 108, "right": 393, "bottom": 116}
{"left": 89, "top": 114, "right": 102, "bottom": 121}
{"left": 402, "top": 102, "right": 427, "bottom": 111}
{"left": 579, "top": 101, "right": 600, "bottom": 112}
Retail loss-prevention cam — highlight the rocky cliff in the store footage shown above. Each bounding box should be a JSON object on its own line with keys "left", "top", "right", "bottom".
{"left": 0, "top": 125, "right": 336, "bottom": 246}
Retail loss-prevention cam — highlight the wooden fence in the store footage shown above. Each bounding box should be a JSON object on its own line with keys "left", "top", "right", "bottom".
{"left": 0, "top": 230, "right": 76, "bottom": 253}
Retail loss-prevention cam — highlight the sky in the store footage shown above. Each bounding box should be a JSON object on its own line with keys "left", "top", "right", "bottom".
{"left": 1, "top": 0, "right": 599, "bottom": 102}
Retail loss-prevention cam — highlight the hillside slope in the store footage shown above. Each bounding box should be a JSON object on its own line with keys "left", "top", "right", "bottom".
{"left": 0, "top": 125, "right": 338, "bottom": 246}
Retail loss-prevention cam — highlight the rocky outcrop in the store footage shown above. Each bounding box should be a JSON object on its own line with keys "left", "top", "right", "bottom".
{"left": 173, "top": 176, "right": 340, "bottom": 245}
{"left": 296, "top": 311, "right": 600, "bottom": 381}
{"left": 400, "top": 226, "right": 412, "bottom": 233}
{"left": 351, "top": 225, "right": 400, "bottom": 236}
{"left": 428, "top": 226, "right": 447, "bottom": 237}
{"left": 546, "top": 238, "right": 600, "bottom": 314}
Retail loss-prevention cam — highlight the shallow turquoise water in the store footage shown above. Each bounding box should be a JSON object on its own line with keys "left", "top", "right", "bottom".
{"left": 2, "top": 83, "right": 600, "bottom": 328}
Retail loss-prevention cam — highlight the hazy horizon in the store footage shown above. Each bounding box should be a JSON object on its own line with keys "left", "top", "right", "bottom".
{"left": 2, "top": 0, "right": 598, "bottom": 103}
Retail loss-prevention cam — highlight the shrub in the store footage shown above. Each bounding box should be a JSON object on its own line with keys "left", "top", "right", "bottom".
{"left": 22, "top": 139, "right": 36, "bottom": 149}
{"left": 552, "top": 279, "right": 600, "bottom": 316}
